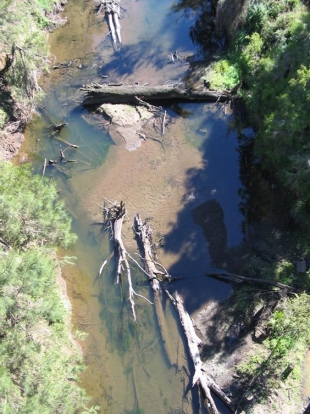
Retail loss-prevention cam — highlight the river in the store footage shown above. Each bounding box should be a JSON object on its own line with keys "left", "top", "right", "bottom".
{"left": 16, "top": 0, "right": 244, "bottom": 413}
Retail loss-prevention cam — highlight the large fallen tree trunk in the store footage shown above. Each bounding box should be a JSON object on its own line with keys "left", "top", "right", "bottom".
{"left": 134, "top": 214, "right": 176, "bottom": 366}
{"left": 100, "top": 200, "right": 152, "bottom": 320}
{"left": 133, "top": 214, "right": 169, "bottom": 295}
{"left": 206, "top": 271, "right": 298, "bottom": 292}
{"left": 166, "top": 290, "right": 235, "bottom": 414}
{"left": 81, "top": 83, "right": 229, "bottom": 106}
{"left": 98, "top": 0, "right": 122, "bottom": 46}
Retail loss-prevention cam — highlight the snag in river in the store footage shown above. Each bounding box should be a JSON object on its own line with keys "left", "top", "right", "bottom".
{"left": 81, "top": 82, "right": 229, "bottom": 106}
{"left": 98, "top": 0, "right": 122, "bottom": 47}
{"left": 166, "top": 290, "right": 235, "bottom": 414}
{"left": 134, "top": 214, "right": 176, "bottom": 366}
{"left": 99, "top": 200, "right": 152, "bottom": 321}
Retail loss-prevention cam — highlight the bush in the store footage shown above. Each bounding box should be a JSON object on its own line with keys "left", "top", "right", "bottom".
{"left": 0, "top": 0, "right": 59, "bottom": 125}
{"left": 0, "top": 161, "right": 95, "bottom": 412}
{"left": 0, "top": 161, "right": 76, "bottom": 249}
{"left": 207, "top": 59, "right": 240, "bottom": 90}
{"left": 266, "top": 293, "right": 310, "bottom": 356}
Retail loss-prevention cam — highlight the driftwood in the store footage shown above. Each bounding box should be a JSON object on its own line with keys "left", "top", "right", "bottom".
{"left": 206, "top": 272, "right": 297, "bottom": 292}
{"left": 166, "top": 291, "right": 235, "bottom": 414}
{"left": 134, "top": 214, "right": 176, "bottom": 365}
{"left": 98, "top": 0, "right": 122, "bottom": 46}
{"left": 100, "top": 201, "right": 152, "bottom": 320}
{"left": 51, "top": 134, "right": 80, "bottom": 149}
{"left": 81, "top": 83, "right": 229, "bottom": 106}
{"left": 51, "top": 122, "right": 68, "bottom": 133}
{"left": 42, "top": 158, "right": 47, "bottom": 178}
{"left": 133, "top": 214, "right": 169, "bottom": 295}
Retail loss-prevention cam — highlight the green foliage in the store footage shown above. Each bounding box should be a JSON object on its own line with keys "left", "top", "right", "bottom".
{"left": 0, "top": 250, "right": 92, "bottom": 413}
{"left": 237, "top": 352, "right": 266, "bottom": 377}
{"left": 206, "top": 59, "right": 240, "bottom": 90}
{"left": 266, "top": 293, "right": 310, "bottom": 355}
{"left": 205, "top": 1, "right": 310, "bottom": 233}
{"left": 0, "top": 161, "right": 95, "bottom": 412}
{"left": 245, "top": 3, "right": 269, "bottom": 33}
{"left": 234, "top": 293, "right": 310, "bottom": 406}
{"left": 0, "top": 161, "right": 76, "bottom": 249}
{"left": 273, "top": 260, "right": 295, "bottom": 285}
{"left": 0, "top": 0, "right": 59, "bottom": 125}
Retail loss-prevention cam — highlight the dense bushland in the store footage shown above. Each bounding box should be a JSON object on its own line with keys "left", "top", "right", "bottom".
{"left": 0, "top": 161, "right": 96, "bottom": 413}
{"left": 200, "top": 0, "right": 310, "bottom": 229}
{"left": 0, "top": 0, "right": 65, "bottom": 130}
{"left": 175, "top": 0, "right": 310, "bottom": 410}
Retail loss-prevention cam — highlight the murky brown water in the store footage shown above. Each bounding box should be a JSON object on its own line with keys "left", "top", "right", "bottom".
{"left": 17, "top": 1, "right": 244, "bottom": 413}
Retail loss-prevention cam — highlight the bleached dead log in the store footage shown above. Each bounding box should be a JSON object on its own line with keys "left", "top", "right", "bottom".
{"left": 161, "top": 110, "right": 166, "bottom": 138}
{"left": 101, "top": 201, "right": 152, "bottom": 320}
{"left": 42, "top": 158, "right": 47, "bottom": 178}
{"left": 134, "top": 214, "right": 167, "bottom": 295}
{"left": 108, "top": 12, "right": 117, "bottom": 43}
{"left": 134, "top": 214, "right": 176, "bottom": 366}
{"left": 98, "top": 0, "right": 122, "bottom": 46}
{"left": 81, "top": 83, "right": 229, "bottom": 106}
{"left": 113, "top": 10, "right": 122, "bottom": 44}
{"left": 166, "top": 290, "right": 235, "bottom": 414}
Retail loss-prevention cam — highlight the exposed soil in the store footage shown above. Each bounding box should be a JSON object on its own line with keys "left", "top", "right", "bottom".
{"left": 0, "top": 0, "right": 69, "bottom": 162}
{"left": 191, "top": 195, "right": 309, "bottom": 414}
{"left": 0, "top": 129, "right": 24, "bottom": 161}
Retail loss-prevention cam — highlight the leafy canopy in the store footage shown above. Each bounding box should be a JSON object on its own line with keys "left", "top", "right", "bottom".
{"left": 0, "top": 161, "right": 76, "bottom": 250}
{"left": 0, "top": 161, "right": 95, "bottom": 412}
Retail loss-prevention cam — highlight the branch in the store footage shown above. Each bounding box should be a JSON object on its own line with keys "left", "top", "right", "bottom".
{"left": 166, "top": 290, "right": 235, "bottom": 414}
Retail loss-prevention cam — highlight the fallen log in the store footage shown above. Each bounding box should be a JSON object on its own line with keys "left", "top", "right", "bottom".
{"left": 166, "top": 290, "right": 235, "bottom": 414}
{"left": 205, "top": 271, "right": 298, "bottom": 292}
{"left": 134, "top": 214, "right": 176, "bottom": 366}
{"left": 81, "top": 83, "right": 229, "bottom": 106}
{"left": 133, "top": 214, "right": 169, "bottom": 295}
{"left": 100, "top": 201, "right": 152, "bottom": 320}
{"left": 98, "top": 0, "right": 122, "bottom": 46}
{"left": 42, "top": 158, "right": 47, "bottom": 178}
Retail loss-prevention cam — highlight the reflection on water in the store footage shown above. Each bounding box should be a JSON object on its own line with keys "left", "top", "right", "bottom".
{"left": 17, "top": 0, "right": 244, "bottom": 413}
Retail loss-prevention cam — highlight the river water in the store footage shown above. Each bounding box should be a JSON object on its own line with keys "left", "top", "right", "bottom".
{"left": 17, "top": 0, "right": 244, "bottom": 412}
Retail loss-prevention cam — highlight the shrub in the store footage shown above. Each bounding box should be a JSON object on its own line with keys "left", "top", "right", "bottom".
{"left": 0, "top": 161, "right": 76, "bottom": 249}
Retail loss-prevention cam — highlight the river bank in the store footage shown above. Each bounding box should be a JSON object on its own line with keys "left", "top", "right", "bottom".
{"left": 0, "top": 0, "right": 69, "bottom": 161}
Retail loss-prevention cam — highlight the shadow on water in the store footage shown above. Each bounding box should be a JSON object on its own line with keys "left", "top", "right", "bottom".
{"left": 161, "top": 103, "right": 244, "bottom": 313}
{"left": 17, "top": 1, "right": 255, "bottom": 413}
{"left": 98, "top": 0, "right": 197, "bottom": 78}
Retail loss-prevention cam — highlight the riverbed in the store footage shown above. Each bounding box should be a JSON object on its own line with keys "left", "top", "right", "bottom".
{"left": 16, "top": 0, "right": 244, "bottom": 413}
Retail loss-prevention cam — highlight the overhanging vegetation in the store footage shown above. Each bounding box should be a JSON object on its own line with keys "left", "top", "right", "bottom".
{"left": 0, "top": 161, "right": 97, "bottom": 413}
{"left": 0, "top": 0, "right": 65, "bottom": 131}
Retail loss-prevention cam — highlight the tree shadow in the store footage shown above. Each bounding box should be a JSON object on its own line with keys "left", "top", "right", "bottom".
{"left": 161, "top": 102, "right": 244, "bottom": 313}
{"left": 97, "top": 1, "right": 198, "bottom": 78}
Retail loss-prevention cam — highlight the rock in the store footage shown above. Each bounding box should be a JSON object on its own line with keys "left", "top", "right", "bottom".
{"left": 0, "top": 131, "right": 24, "bottom": 161}
{"left": 98, "top": 104, "right": 154, "bottom": 151}
{"left": 98, "top": 103, "right": 153, "bottom": 127}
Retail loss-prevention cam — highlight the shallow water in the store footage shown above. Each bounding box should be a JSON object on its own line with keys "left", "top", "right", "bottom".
{"left": 18, "top": 0, "right": 244, "bottom": 412}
